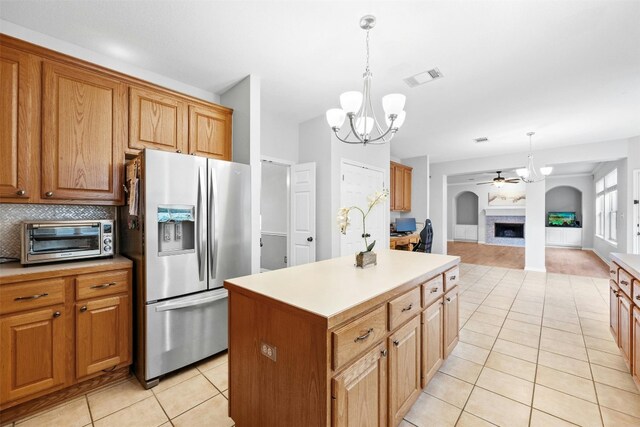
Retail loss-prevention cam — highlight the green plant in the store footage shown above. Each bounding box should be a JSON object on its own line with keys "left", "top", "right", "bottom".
{"left": 337, "top": 189, "right": 389, "bottom": 253}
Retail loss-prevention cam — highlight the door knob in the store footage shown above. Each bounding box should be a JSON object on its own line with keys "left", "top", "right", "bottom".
{"left": 307, "top": 237, "right": 313, "bottom": 242}
{"left": 80, "top": 306, "right": 87, "bottom": 312}
{"left": 45, "top": 191, "right": 53, "bottom": 197}
{"left": 16, "top": 189, "right": 25, "bottom": 196}
{"left": 53, "top": 311, "right": 61, "bottom": 318}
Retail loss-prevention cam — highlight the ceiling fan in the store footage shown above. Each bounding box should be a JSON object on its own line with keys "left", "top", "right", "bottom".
{"left": 476, "top": 171, "right": 520, "bottom": 188}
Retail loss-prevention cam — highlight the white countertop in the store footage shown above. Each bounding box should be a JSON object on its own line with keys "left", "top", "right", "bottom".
{"left": 611, "top": 253, "right": 640, "bottom": 278}
{"left": 224, "top": 250, "right": 459, "bottom": 320}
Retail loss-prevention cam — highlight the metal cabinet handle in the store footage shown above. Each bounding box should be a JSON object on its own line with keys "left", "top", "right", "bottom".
{"left": 45, "top": 191, "right": 53, "bottom": 197}
{"left": 636, "top": 295, "right": 640, "bottom": 301}
{"left": 80, "top": 306, "right": 88, "bottom": 313}
{"left": 430, "top": 288, "right": 439, "bottom": 293}
{"left": 15, "top": 293, "right": 48, "bottom": 301}
{"left": 354, "top": 328, "right": 374, "bottom": 343}
{"left": 176, "top": 150, "right": 182, "bottom": 153}
{"left": 53, "top": 311, "right": 61, "bottom": 318}
{"left": 401, "top": 303, "right": 413, "bottom": 312}
{"left": 381, "top": 349, "right": 388, "bottom": 357}
{"left": 613, "top": 290, "right": 619, "bottom": 296}
{"left": 621, "top": 280, "right": 629, "bottom": 286}
{"left": 446, "top": 297, "right": 452, "bottom": 302}
{"left": 393, "top": 339, "right": 400, "bottom": 347}
{"left": 307, "top": 236, "right": 314, "bottom": 242}
{"left": 449, "top": 275, "right": 456, "bottom": 280}
{"left": 16, "top": 189, "right": 25, "bottom": 196}
{"left": 610, "top": 270, "right": 615, "bottom": 274}
{"left": 90, "top": 282, "right": 116, "bottom": 289}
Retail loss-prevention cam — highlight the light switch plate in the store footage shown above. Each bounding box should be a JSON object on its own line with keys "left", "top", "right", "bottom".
{"left": 261, "top": 342, "right": 277, "bottom": 362}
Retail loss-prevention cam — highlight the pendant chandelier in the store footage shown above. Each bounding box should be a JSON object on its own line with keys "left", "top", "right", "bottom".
{"left": 325, "top": 15, "right": 406, "bottom": 145}
{"left": 516, "top": 132, "right": 553, "bottom": 183}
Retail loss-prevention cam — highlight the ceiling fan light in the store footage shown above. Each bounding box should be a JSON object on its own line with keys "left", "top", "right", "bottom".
{"left": 382, "top": 93, "right": 406, "bottom": 116}
{"left": 516, "top": 168, "right": 529, "bottom": 178}
{"left": 540, "top": 166, "right": 553, "bottom": 176}
{"left": 386, "top": 110, "right": 406, "bottom": 129}
{"left": 340, "top": 91, "right": 363, "bottom": 114}
{"left": 495, "top": 181, "right": 505, "bottom": 188}
{"left": 326, "top": 108, "right": 346, "bottom": 128}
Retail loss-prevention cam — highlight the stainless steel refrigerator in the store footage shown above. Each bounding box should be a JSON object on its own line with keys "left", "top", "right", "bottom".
{"left": 120, "top": 149, "right": 251, "bottom": 388}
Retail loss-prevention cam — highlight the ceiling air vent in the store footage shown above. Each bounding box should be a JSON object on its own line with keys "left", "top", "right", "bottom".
{"left": 403, "top": 68, "right": 444, "bottom": 88}
{"left": 474, "top": 137, "right": 489, "bottom": 143}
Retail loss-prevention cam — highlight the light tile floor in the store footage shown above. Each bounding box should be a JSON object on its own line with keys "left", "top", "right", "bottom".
{"left": 5, "top": 263, "right": 640, "bottom": 427}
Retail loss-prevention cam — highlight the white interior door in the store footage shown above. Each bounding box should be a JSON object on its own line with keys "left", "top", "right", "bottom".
{"left": 634, "top": 169, "right": 639, "bottom": 254}
{"left": 340, "top": 161, "right": 385, "bottom": 255}
{"left": 290, "top": 162, "right": 316, "bottom": 266}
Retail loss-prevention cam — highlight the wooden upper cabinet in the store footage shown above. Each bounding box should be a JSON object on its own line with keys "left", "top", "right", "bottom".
{"left": 76, "top": 295, "right": 130, "bottom": 378}
{"left": 129, "top": 86, "right": 187, "bottom": 154}
{"left": 188, "top": 104, "right": 232, "bottom": 160}
{"left": 0, "top": 305, "right": 66, "bottom": 404}
{"left": 0, "top": 45, "right": 39, "bottom": 202}
{"left": 41, "top": 61, "right": 126, "bottom": 204}
{"left": 390, "top": 162, "right": 412, "bottom": 212}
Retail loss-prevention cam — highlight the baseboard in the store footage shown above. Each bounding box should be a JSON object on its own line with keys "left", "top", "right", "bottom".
{"left": 525, "top": 265, "right": 547, "bottom": 272}
{"left": 589, "top": 248, "right": 610, "bottom": 264}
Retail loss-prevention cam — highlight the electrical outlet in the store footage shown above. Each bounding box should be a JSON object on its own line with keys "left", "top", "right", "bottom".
{"left": 261, "top": 342, "right": 277, "bottom": 362}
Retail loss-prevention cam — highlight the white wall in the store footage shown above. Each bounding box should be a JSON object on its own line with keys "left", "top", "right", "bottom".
{"left": 221, "top": 75, "right": 261, "bottom": 273}
{"left": 545, "top": 175, "right": 594, "bottom": 248}
{"left": 1, "top": 19, "right": 219, "bottom": 103}
{"left": 261, "top": 110, "right": 298, "bottom": 163}
{"left": 430, "top": 138, "right": 631, "bottom": 270}
{"left": 298, "top": 115, "right": 390, "bottom": 261}
{"left": 447, "top": 181, "right": 526, "bottom": 243}
{"left": 593, "top": 158, "right": 628, "bottom": 262}
{"left": 261, "top": 162, "right": 288, "bottom": 233}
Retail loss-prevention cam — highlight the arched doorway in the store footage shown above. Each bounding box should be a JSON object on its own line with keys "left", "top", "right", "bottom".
{"left": 545, "top": 185, "right": 583, "bottom": 248}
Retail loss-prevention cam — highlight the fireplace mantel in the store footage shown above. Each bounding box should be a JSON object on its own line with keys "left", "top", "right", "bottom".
{"left": 484, "top": 206, "right": 526, "bottom": 216}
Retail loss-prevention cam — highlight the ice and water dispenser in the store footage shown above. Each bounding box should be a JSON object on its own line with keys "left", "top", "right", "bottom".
{"left": 157, "top": 206, "right": 195, "bottom": 255}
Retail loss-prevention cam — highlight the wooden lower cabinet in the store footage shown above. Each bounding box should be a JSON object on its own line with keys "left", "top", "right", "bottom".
{"left": 444, "top": 286, "right": 460, "bottom": 357}
{"left": 422, "top": 299, "right": 444, "bottom": 387}
{"left": 0, "top": 305, "right": 66, "bottom": 403}
{"left": 388, "top": 317, "right": 421, "bottom": 426}
{"left": 633, "top": 307, "right": 640, "bottom": 389}
{"left": 76, "top": 295, "right": 130, "bottom": 378}
{"left": 332, "top": 343, "right": 387, "bottom": 427}
{"left": 619, "top": 292, "right": 632, "bottom": 370}
{"left": 610, "top": 281, "right": 620, "bottom": 340}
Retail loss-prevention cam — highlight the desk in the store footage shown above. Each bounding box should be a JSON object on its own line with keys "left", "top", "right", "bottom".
{"left": 390, "top": 232, "right": 420, "bottom": 250}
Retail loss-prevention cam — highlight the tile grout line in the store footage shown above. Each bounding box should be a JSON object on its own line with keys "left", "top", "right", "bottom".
{"left": 527, "top": 269, "right": 548, "bottom": 427}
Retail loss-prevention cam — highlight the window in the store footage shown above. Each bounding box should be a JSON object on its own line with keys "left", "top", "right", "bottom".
{"left": 596, "top": 169, "right": 618, "bottom": 243}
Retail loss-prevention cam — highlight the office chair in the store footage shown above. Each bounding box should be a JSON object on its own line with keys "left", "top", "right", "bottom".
{"left": 413, "top": 219, "right": 433, "bottom": 253}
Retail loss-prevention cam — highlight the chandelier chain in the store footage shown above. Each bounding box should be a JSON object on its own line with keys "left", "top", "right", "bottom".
{"left": 365, "top": 30, "right": 371, "bottom": 74}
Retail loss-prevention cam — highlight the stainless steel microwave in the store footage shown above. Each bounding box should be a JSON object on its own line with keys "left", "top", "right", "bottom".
{"left": 21, "top": 220, "right": 114, "bottom": 265}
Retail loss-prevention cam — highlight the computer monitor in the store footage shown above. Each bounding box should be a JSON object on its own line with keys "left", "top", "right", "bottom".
{"left": 396, "top": 217, "right": 417, "bottom": 233}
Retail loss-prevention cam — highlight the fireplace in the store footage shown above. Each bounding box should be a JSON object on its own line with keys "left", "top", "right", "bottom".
{"left": 495, "top": 223, "right": 524, "bottom": 239}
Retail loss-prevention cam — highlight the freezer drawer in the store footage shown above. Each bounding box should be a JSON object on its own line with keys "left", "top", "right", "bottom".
{"left": 145, "top": 289, "right": 228, "bottom": 380}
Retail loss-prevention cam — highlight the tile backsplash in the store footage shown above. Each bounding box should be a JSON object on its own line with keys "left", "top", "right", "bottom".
{"left": 0, "top": 204, "right": 116, "bottom": 259}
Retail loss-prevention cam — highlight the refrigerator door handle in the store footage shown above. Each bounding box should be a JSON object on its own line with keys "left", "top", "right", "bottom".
{"left": 197, "top": 167, "right": 205, "bottom": 282}
{"left": 209, "top": 170, "right": 219, "bottom": 279}
{"left": 154, "top": 291, "right": 228, "bottom": 312}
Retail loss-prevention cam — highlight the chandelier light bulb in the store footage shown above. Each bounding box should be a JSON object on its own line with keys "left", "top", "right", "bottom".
{"left": 340, "top": 91, "right": 363, "bottom": 114}
{"left": 382, "top": 94, "right": 406, "bottom": 116}
{"left": 326, "top": 109, "right": 346, "bottom": 128}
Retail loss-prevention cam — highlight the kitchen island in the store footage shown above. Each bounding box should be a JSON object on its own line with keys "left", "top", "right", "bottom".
{"left": 224, "top": 250, "right": 460, "bottom": 427}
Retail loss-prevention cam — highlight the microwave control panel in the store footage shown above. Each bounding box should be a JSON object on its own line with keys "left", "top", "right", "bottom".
{"left": 103, "top": 223, "right": 114, "bottom": 254}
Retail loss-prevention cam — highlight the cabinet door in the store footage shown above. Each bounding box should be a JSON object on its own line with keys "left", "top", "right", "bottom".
{"left": 444, "top": 286, "right": 459, "bottom": 358}
{"left": 42, "top": 61, "right": 126, "bottom": 203}
{"left": 332, "top": 343, "right": 387, "bottom": 427}
{"left": 129, "top": 86, "right": 187, "bottom": 153}
{"left": 618, "top": 293, "right": 632, "bottom": 370}
{"left": 632, "top": 307, "right": 640, "bottom": 389}
{"left": 0, "top": 305, "right": 65, "bottom": 404}
{"left": 403, "top": 167, "right": 412, "bottom": 211}
{"left": 388, "top": 316, "right": 421, "bottom": 426}
{"left": 390, "top": 163, "right": 396, "bottom": 210}
{"left": 394, "top": 166, "right": 404, "bottom": 211}
{"left": 610, "top": 281, "right": 619, "bottom": 341}
{"left": 76, "top": 295, "right": 130, "bottom": 378}
{"left": 422, "top": 298, "right": 444, "bottom": 388}
{"left": 188, "top": 104, "right": 231, "bottom": 160}
{"left": 0, "top": 45, "right": 39, "bottom": 202}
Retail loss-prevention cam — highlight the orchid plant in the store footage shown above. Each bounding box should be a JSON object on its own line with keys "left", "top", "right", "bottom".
{"left": 337, "top": 189, "right": 389, "bottom": 253}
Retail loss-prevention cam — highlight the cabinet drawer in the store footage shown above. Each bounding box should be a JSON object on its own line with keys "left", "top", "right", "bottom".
{"left": 76, "top": 270, "right": 129, "bottom": 300}
{"left": 332, "top": 305, "right": 387, "bottom": 370}
{"left": 422, "top": 275, "right": 444, "bottom": 308}
{"left": 610, "top": 264, "right": 619, "bottom": 283}
{"left": 0, "top": 278, "right": 65, "bottom": 315}
{"left": 619, "top": 269, "right": 633, "bottom": 299}
{"left": 388, "top": 288, "right": 421, "bottom": 331}
{"left": 444, "top": 266, "right": 459, "bottom": 291}
{"left": 395, "top": 237, "right": 409, "bottom": 246}
{"left": 633, "top": 278, "right": 640, "bottom": 306}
